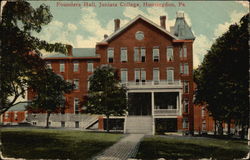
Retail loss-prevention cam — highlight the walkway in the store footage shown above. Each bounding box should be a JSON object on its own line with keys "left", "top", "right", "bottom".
{"left": 93, "top": 134, "right": 144, "bottom": 160}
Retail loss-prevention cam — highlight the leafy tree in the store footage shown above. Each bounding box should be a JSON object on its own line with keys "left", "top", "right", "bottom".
{"left": 28, "top": 69, "right": 74, "bottom": 128}
{"left": 0, "top": 0, "right": 67, "bottom": 114}
{"left": 84, "top": 66, "right": 127, "bottom": 132}
{"left": 194, "top": 14, "right": 249, "bottom": 137}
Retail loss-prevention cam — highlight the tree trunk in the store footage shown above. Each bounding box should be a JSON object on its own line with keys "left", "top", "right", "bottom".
{"left": 227, "top": 119, "right": 231, "bottom": 135}
{"left": 46, "top": 112, "right": 51, "bottom": 128}
{"left": 240, "top": 124, "right": 245, "bottom": 139}
{"left": 106, "top": 115, "right": 109, "bottom": 133}
{"left": 218, "top": 121, "right": 223, "bottom": 136}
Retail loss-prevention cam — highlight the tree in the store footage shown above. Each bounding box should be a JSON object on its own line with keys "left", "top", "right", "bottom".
{"left": 0, "top": 0, "right": 68, "bottom": 114}
{"left": 28, "top": 69, "right": 74, "bottom": 128}
{"left": 194, "top": 14, "right": 249, "bottom": 137}
{"left": 84, "top": 66, "right": 128, "bottom": 132}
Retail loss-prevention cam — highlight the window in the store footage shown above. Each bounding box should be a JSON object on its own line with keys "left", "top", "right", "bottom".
{"left": 180, "top": 63, "right": 184, "bottom": 74}
{"left": 74, "top": 98, "right": 79, "bottom": 114}
{"left": 87, "top": 61, "right": 93, "bottom": 72}
{"left": 183, "top": 118, "right": 189, "bottom": 128}
{"left": 202, "top": 107, "right": 205, "bottom": 117}
{"left": 134, "top": 47, "right": 139, "bottom": 62}
{"left": 180, "top": 45, "right": 187, "bottom": 58}
{"left": 120, "top": 69, "right": 128, "bottom": 83}
{"left": 73, "top": 61, "right": 79, "bottom": 72}
{"left": 179, "top": 47, "right": 183, "bottom": 58}
{"left": 107, "top": 48, "right": 114, "bottom": 63}
{"left": 135, "top": 69, "right": 140, "bottom": 84}
{"left": 60, "top": 61, "right": 65, "bottom": 72}
{"left": 14, "top": 112, "right": 18, "bottom": 120}
{"left": 75, "top": 121, "right": 79, "bottom": 128}
{"left": 184, "top": 63, "right": 189, "bottom": 75}
{"left": 73, "top": 79, "right": 79, "bottom": 90}
{"left": 153, "top": 47, "right": 159, "bottom": 62}
{"left": 141, "top": 69, "right": 146, "bottom": 84}
{"left": 183, "top": 46, "right": 187, "bottom": 58}
{"left": 120, "top": 48, "right": 127, "bottom": 62}
{"left": 141, "top": 47, "right": 146, "bottom": 62}
{"left": 202, "top": 120, "right": 206, "bottom": 130}
{"left": 184, "top": 99, "right": 189, "bottom": 113}
{"left": 167, "top": 68, "right": 174, "bottom": 83}
{"left": 61, "top": 121, "right": 65, "bottom": 127}
{"left": 167, "top": 46, "right": 173, "bottom": 61}
{"left": 184, "top": 81, "right": 189, "bottom": 93}
{"left": 46, "top": 61, "right": 52, "bottom": 69}
{"left": 180, "top": 63, "right": 189, "bottom": 75}
{"left": 153, "top": 68, "right": 159, "bottom": 84}
{"left": 87, "top": 76, "right": 91, "bottom": 90}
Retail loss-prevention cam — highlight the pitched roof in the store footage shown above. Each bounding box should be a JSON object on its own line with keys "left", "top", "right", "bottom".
{"left": 8, "top": 102, "right": 29, "bottom": 111}
{"left": 101, "top": 15, "right": 179, "bottom": 43}
{"left": 43, "top": 48, "right": 96, "bottom": 58}
{"left": 173, "top": 17, "right": 195, "bottom": 40}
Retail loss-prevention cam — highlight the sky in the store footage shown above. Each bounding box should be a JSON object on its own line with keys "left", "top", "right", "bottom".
{"left": 28, "top": 1, "right": 249, "bottom": 68}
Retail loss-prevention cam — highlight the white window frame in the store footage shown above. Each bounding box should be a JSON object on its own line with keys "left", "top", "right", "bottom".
{"left": 153, "top": 47, "right": 159, "bottom": 62}
{"left": 134, "top": 47, "right": 139, "bottom": 62}
{"left": 107, "top": 48, "right": 114, "bottom": 63}
{"left": 180, "top": 63, "right": 184, "bottom": 74}
{"left": 153, "top": 68, "right": 159, "bottom": 84}
{"left": 183, "top": 45, "right": 187, "bottom": 58}
{"left": 60, "top": 61, "right": 65, "bottom": 72}
{"left": 74, "top": 98, "right": 79, "bottom": 114}
{"left": 73, "top": 61, "right": 79, "bottom": 72}
{"left": 184, "top": 63, "right": 189, "bottom": 75}
{"left": 141, "top": 69, "right": 146, "bottom": 82}
{"left": 167, "top": 46, "right": 174, "bottom": 61}
{"left": 183, "top": 118, "right": 189, "bottom": 128}
{"left": 73, "top": 79, "right": 79, "bottom": 90}
{"left": 184, "top": 81, "right": 189, "bottom": 93}
{"left": 120, "top": 69, "right": 128, "bottom": 83}
{"left": 167, "top": 68, "right": 174, "bottom": 84}
{"left": 135, "top": 69, "right": 140, "bottom": 82}
{"left": 120, "top": 47, "right": 127, "bottom": 62}
{"left": 87, "top": 61, "right": 94, "bottom": 72}
{"left": 184, "top": 99, "right": 189, "bottom": 113}
{"left": 141, "top": 47, "right": 146, "bottom": 62}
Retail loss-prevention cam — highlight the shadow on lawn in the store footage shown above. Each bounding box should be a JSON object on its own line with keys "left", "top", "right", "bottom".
{"left": 136, "top": 139, "right": 248, "bottom": 160}
{"left": 1, "top": 131, "right": 114, "bottom": 159}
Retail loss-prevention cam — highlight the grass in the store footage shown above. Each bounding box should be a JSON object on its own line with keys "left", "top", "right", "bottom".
{"left": 1, "top": 127, "right": 123, "bottom": 159}
{"left": 136, "top": 136, "right": 249, "bottom": 160}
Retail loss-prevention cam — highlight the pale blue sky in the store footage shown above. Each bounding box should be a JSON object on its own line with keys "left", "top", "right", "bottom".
{"left": 30, "top": 1, "right": 249, "bottom": 68}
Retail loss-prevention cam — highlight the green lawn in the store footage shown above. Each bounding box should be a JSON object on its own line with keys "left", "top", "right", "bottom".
{"left": 1, "top": 127, "right": 123, "bottom": 159}
{"left": 136, "top": 136, "right": 249, "bottom": 160}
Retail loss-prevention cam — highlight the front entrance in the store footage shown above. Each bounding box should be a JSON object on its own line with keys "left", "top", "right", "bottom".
{"left": 128, "top": 93, "right": 152, "bottom": 115}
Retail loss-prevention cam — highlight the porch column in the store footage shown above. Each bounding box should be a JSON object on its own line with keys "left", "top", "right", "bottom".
{"left": 151, "top": 92, "right": 155, "bottom": 135}
{"left": 179, "top": 91, "right": 182, "bottom": 115}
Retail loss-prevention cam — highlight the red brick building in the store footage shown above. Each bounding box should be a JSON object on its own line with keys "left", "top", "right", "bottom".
{"left": 27, "top": 12, "right": 196, "bottom": 134}
{"left": 2, "top": 103, "right": 28, "bottom": 125}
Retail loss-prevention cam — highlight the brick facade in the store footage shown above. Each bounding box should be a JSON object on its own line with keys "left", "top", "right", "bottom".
{"left": 25, "top": 13, "right": 197, "bottom": 134}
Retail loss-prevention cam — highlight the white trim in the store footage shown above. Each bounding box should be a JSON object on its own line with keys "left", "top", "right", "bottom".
{"left": 102, "top": 15, "right": 178, "bottom": 43}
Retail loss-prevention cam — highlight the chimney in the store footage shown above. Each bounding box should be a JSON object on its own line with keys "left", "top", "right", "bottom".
{"left": 104, "top": 34, "right": 108, "bottom": 39}
{"left": 114, "top": 19, "right": 120, "bottom": 32}
{"left": 66, "top": 44, "right": 73, "bottom": 56}
{"left": 177, "top": 11, "right": 184, "bottom": 18}
{"left": 160, "top": 16, "right": 166, "bottom": 29}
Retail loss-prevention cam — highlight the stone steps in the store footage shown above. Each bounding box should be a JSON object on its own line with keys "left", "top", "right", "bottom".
{"left": 125, "top": 116, "right": 153, "bottom": 135}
